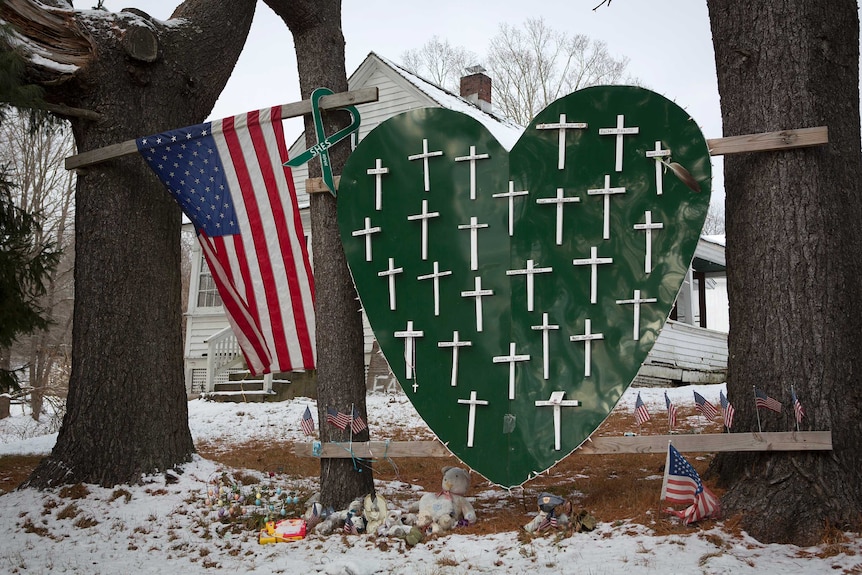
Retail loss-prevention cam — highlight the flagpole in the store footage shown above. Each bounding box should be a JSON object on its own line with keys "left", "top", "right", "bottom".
{"left": 64, "top": 87, "right": 380, "bottom": 170}
{"left": 753, "top": 386, "right": 762, "bottom": 433}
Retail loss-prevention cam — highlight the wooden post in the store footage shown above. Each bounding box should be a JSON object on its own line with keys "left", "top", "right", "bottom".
{"left": 63, "top": 88, "right": 379, "bottom": 171}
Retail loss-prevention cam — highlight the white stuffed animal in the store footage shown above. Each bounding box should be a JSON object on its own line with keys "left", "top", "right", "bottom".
{"left": 413, "top": 466, "right": 477, "bottom": 534}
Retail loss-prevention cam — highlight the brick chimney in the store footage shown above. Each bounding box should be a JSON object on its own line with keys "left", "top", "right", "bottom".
{"left": 460, "top": 65, "right": 492, "bottom": 113}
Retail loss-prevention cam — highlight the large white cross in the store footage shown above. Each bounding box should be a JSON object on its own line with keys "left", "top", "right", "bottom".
{"left": 407, "top": 138, "right": 444, "bottom": 192}
{"left": 457, "top": 390, "right": 488, "bottom": 448}
{"left": 377, "top": 257, "right": 403, "bottom": 311}
{"left": 569, "top": 318, "right": 604, "bottom": 377}
{"left": 506, "top": 259, "right": 553, "bottom": 312}
{"left": 438, "top": 330, "right": 472, "bottom": 387}
{"left": 458, "top": 216, "right": 489, "bottom": 271}
{"left": 531, "top": 312, "right": 560, "bottom": 380}
{"left": 454, "top": 145, "right": 490, "bottom": 200}
{"left": 536, "top": 113, "right": 588, "bottom": 170}
{"left": 351, "top": 216, "right": 381, "bottom": 262}
{"left": 461, "top": 276, "right": 494, "bottom": 332}
{"left": 536, "top": 188, "right": 581, "bottom": 245}
{"left": 586, "top": 174, "right": 626, "bottom": 240}
{"left": 599, "top": 114, "right": 640, "bottom": 172}
{"left": 492, "top": 181, "right": 529, "bottom": 237}
{"left": 633, "top": 210, "right": 664, "bottom": 274}
{"left": 534, "top": 391, "right": 580, "bottom": 451}
{"left": 645, "top": 141, "right": 671, "bottom": 195}
{"left": 407, "top": 199, "right": 440, "bottom": 261}
{"left": 616, "top": 289, "right": 658, "bottom": 340}
{"left": 366, "top": 158, "right": 389, "bottom": 210}
{"left": 493, "top": 342, "right": 531, "bottom": 400}
{"left": 572, "top": 246, "right": 614, "bottom": 304}
{"left": 393, "top": 320, "right": 424, "bottom": 381}
{"left": 417, "top": 261, "right": 452, "bottom": 316}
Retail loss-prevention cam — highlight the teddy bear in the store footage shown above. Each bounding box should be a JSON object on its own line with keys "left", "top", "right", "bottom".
{"left": 412, "top": 466, "right": 477, "bottom": 534}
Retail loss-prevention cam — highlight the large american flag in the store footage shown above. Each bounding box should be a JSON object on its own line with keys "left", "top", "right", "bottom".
{"left": 661, "top": 443, "right": 720, "bottom": 524}
{"left": 136, "top": 107, "right": 316, "bottom": 375}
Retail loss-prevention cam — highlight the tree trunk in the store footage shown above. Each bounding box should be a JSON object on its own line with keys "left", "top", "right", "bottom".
{"left": 265, "top": 0, "right": 374, "bottom": 510}
{"left": 3, "top": 0, "right": 256, "bottom": 487}
{"left": 706, "top": 0, "right": 862, "bottom": 544}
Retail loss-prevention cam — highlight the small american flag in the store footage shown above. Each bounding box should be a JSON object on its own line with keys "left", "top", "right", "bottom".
{"left": 635, "top": 392, "right": 651, "bottom": 425}
{"left": 755, "top": 387, "right": 782, "bottom": 413}
{"left": 665, "top": 391, "right": 677, "bottom": 430}
{"left": 791, "top": 388, "right": 805, "bottom": 424}
{"left": 326, "top": 407, "right": 351, "bottom": 430}
{"left": 343, "top": 512, "right": 359, "bottom": 535}
{"left": 661, "top": 443, "right": 720, "bottom": 524}
{"left": 537, "top": 512, "right": 558, "bottom": 531}
{"left": 300, "top": 406, "right": 315, "bottom": 436}
{"left": 719, "top": 391, "right": 735, "bottom": 430}
{"left": 693, "top": 391, "right": 718, "bottom": 420}
{"left": 350, "top": 407, "right": 367, "bottom": 434}
{"left": 136, "top": 107, "right": 316, "bottom": 375}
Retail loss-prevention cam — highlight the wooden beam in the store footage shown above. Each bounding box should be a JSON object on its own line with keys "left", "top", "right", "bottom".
{"left": 306, "top": 176, "right": 341, "bottom": 194}
{"left": 707, "top": 126, "right": 828, "bottom": 156}
{"left": 64, "top": 87, "right": 379, "bottom": 171}
{"left": 294, "top": 431, "right": 832, "bottom": 458}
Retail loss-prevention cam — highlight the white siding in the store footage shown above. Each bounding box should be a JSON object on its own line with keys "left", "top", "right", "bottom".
{"left": 639, "top": 319, "right": 728, "bottom": 384}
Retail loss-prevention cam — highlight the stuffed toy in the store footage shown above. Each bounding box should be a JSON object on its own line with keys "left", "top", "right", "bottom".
{"left": 313, "top": 497, "right": 364, "bottom": 535}
{"left": 413, "top": 466, "right": 477, "bottom": 534}
{"left": 363, "top": 493, "right": 388, "bottom": 535}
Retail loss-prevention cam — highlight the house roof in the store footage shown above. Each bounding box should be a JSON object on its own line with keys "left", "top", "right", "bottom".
{"left": 358, "top": 52, "right": 524, "bottom": 149}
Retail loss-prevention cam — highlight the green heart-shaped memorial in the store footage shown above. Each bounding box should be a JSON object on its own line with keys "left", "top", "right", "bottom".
{"left": 337, "top": 86, "right": 711, "bottom": 487}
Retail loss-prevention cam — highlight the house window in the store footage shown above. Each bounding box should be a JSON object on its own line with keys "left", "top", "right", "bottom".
{"left": 197, "top": 256, "right": 223, "bottom": 308}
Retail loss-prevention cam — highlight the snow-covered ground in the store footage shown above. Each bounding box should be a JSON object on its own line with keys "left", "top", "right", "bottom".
{"left": 0, "top": 384, "right": 859, "bottom": 574}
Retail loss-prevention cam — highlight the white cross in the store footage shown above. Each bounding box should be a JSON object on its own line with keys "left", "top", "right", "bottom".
{"left": 493, "top": 342, "right": 531, "bottom": 400}
{"left": 458, "top": 216, "right": 489, "bottom": 271}
{"left": 536, "top": 188, "right": 581, "bottom": 245}
{"left": 417, "top": 261, "right": 452, "bottom": 316}
{"left": 633, "top": 210, "right": 664, "bottom": 274}
{"left": 377, "top": 257, "right": 403, "bottom": 311}
{"left": 598, "top": 114, "right": 639, "bottom": 172}
{"left": 534, "top": 391, "right": 580, "bottom": 451}
{"left": 569, "top": 318, "right": 604, "bottom": 377}
{"left": 366, "top": 158, "right": 389, "bottom": 210}
{"left": 616, "top": 289, "right": 658, "bottom": 340}
{"left": 407, "top": 138, "right": 444, "bottom": 192}
{"left": 645, "top": 141, "right": 671, "bottom": 195}
{"left": 492, "top": 181, "right": 529, "bottom": 236}
{"left": 531, "top": 312, "right": 559, "bottom": 380}
{"left": 394, "top": 320, "right": 424, "bottom": 380}
{"left": 438, "top": 331, "right": 472, "bottom": 387}
{"left": 351, "top": 216, "right": 381, "bottom": 262}
{"left": 572, "top": 246, "right": 614, "bottom": 304}
{"left": 454, "top": 145, "right": 490, "bottom": 200}
{"left": 457, "top": 390, "right": 488, "bottom": 448}
{"left": 586, "top": 174, "right": 626, "bottom": 240}
{"left": 506, "top": 259, "right": 553, "bottom": 312}
{"left": 407, "top": 199, "right": 440, "bottom": 261}
{"left": 461, "top": 276, "right": 494, "bottom": 332}
{"left": 536, "top": 113, "right": 588, "bottom": 170}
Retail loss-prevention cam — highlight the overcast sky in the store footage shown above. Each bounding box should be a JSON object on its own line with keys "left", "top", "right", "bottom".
{"left": 92, "top": 1, "right": 858, "bottom": 209}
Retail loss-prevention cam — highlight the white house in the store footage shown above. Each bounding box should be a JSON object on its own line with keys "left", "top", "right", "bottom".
{"left": 182, "top": 52, "right": 728, "bottom": 395}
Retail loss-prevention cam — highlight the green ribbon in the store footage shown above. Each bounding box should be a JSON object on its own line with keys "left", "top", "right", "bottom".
{"left": 285, "top": 87, "right": 361, "bottom": 197}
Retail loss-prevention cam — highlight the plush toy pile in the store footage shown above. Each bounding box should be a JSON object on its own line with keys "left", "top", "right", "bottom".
{"left": 302, "top": 466, "right": 476, "bottom": 542}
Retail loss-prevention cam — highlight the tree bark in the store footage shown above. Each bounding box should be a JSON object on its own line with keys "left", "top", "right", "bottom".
{"left": 706, "top": 0, "right": 862, "bottom": 544}
{"left": 265, "top": 0, "right": 374, "bottom": 510}
{"left": 2, "top": 0, "right": 256, "bottom": 487}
